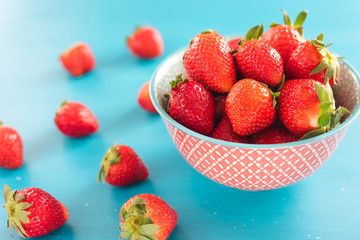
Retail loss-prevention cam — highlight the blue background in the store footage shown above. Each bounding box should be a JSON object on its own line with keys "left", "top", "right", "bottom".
{"left": 1, "top": 0, "right": 360, "bottom": 239}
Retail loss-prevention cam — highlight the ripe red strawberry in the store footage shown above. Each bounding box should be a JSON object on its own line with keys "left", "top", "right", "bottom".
{"left": 250, "top": 123, "right": 299, "bottom": 144}
{"left": 138, "top": 81, "right": 157, "bottom": 113}
{"left": 214, "top": 93, "right": 227, "bottom": 121}
{"left": 0, "top": 122, "right": 23, "bottom": 169}
{"left": 278, "top": 79, "right": 349, "bottom": 138}
{"left": 261, "top": 10, "right": 307, "bottom": 66}
{"left": 235, "top": 24, "right": 284, "bottom": 87}
{"left": 183, "top": 30, "right": 237, "bottom": 93}
{"left": 98, "top": 145, "right": 148, "bottom": 186}
{"left": 227, "top": 38, "right": 243, "bottom": 51}
{"left": 127, "top": 26, "right": 164, "bottom": 59}
{"left": 60, "top": 42, "right": 95, "bottom": 77}
{"left": 166, "top": 75, "right": 216, "bottom": 136}
{"left": 211, "top": 116, "right": 249, "bottom": 143}
{"left": 55, "top": 101, "right": 99, "bottom": 138}
{"left": 285, "top": 34, "right": 341, "bottom": 86}
{"left": 226, "top": 78, "right": 277, "bottom": 136}
{"left": 2, "top": 185, "right": 69, "bottom": 238}
{"left": 119, "top": 194, "right": 177, "bottom": 240}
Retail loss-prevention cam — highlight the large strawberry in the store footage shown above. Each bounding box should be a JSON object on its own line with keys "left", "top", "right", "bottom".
{"left": 261, "top": 10, "right": 307, "bottom": 66}
{"left": 98, "top": 145, "right": 149, "bottom": 186}
{"left": 2, "top": 185, "right": 69, "bottom": 238}
{"left": 183, "top": 30, "right": 237, "bottom": 93}
{"left": 250, "top": 123, "right": 299, "bottom": 144}
{"left": 226, "top": 78, "right": 277, "bottom": 136}
{"left": 234, "top": 24, "right": 284, "bottom": 87}
{"left": 0, "top": 122, "right": 23, "bottom": 169}
{"left": 210, "top": 115, "right": 249, "bottom": 143}
{"left": 60, "top": 42, "right": 95, "bottom": 77}
{"left": 166, "top": 74, "right": 216, "bottom": 136}
{"left": 127, "top": 26, "right": 164, "bottom": 59}
{"left": 55, "top": 100, "right": 99, "bottom": 137}
{"left": 278, "top": 79, "right": 349, "bottom": 138}
{"left": 119, "top": 194, "right": 177, "bottom": 240}
{"left": 285, "top": 34, "right": 341, "bottom": 86}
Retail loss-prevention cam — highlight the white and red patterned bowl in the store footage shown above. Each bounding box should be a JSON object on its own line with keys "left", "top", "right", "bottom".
{"left": 149, "top": 47, "right": 360, "bottom": 191}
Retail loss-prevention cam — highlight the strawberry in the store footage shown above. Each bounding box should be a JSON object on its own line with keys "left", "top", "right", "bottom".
{"left": 183, "top": 30, "right": 237, "bottom": 93}
{"left": 138, "top": 81, "right": 157, "bottom": 113}
{"left": 0, "top": 122, "right": 23, "bottom": 169}
{"left": 60, "top": 42, "right": 95, "bottom": 77}
{"left": 127, "top": 26, "right": 164, "bottom": 59}
{"left": 98, "top": 145, "right": 149, "bottom": 186}
{"left": 119, "top": 194, "right": 177, "bottom": 240}
{"left": 55, "top": 100, "right": 99, "bottom": 138}
{"left": 261, "top": 10, "right": 307, "bottom": 66}
{"left": 234, "top": 24, "right": 284, "bottom": 87}
{"left": 2, "top": 185, "right": 69, "bottom": 238}
{"left": 250, "top": 123, "right": 299, "bottom": 144}
{"left": 285, "top": 34, "right": 341, "bottom": 86}
{"left": 214, "top": 93, "right": 227, "bottom": 121}
{"left": 166, "top": 74, "right": 216, "bottom": 136}
{"left": 211, "top": 116, "right": 249, "bottom": 143}
{"left": 226, "top": 78, "right": 277, "bottom": 136}
{"left": 278, "top": 79, "right": 349, "bottom": 138}
{"left": 228, "top": 38, "right": 243, "bottom": 51}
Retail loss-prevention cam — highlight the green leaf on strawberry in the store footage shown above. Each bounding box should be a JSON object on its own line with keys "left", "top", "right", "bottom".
{"left": 245, "top": 24, "right": 264, "bottom": 41}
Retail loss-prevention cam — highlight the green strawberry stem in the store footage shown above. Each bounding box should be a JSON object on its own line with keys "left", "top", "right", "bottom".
{"left": 119, "top": 198, "right": 159, "bottom": 240}
{"left": 2, "top": 185, "right": 32, "bottom": 238}
{"left": 300, "top": 83, "right": 349, "bottom": 140}
{"left": 270, "top": 10, "right": 308, "bottom": 35}
{"left": 310, "top": 33, "right": 341, "bottom": 85}
{"left": 245, "top": 24, "right": 264, "bottom": 41}
{"left": 169, "top": 74, "right": 188, "bottom": 89}
{"left": 0, "top": 121, "right": 3, "bottom": 127}
{"left": 98, "top": 145, "right": 121, "bottom": 183}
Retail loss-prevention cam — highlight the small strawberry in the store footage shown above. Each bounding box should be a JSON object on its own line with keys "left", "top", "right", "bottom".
{"left": 226, "top": 78, "right": 277, "bottom": 136}
{"left": 250, "top": 123, "right": 299, "bottom": 144}
{"left": 127, "top": 26, "right": 164, "bottom": 59}
{"left": 2, "top": 185, "right": 69, "bottom": 238}
{"left": 285, "top": 34, "right": 341, "bottom": 86}
{"left": 119, "top": 194, "right": 177, "bottom": 240}
{"left": 211, "top": 116, "right": 249, "bottom": 143}
{"left": 228, "top": 38, "right": 243, "bottom": 51}
{"left": 98, "top": 145, "right": 149, "bottom": 187}
{"left": 278, "top": 79, "right": 349, "bottom": 138}
{"left": 138, "top": 81, "right": 157, "bottom": 113}
{"left": 166, "top": 74, "right": 216, "bottom": 136}
{"left": 261, "top": 10, "right": 307, "bottom": 65}
{"left": 55, "top": 100, "right": 99, "bottom": 138}
{"left": 0, "top": 122, "right": 23, "bottom": 169}
{"left": 234, "top": 24, "right": 284, "bottom": 87}
{"left": 183, "top": 30, "right": 237, "bottom": 93}
{"left": 60, "top": 42, "right": 95, "bottom": 77}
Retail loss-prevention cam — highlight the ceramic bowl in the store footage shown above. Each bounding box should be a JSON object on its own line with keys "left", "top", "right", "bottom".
{"left": 149, "top": 47, "right": 360, "bottom": 191}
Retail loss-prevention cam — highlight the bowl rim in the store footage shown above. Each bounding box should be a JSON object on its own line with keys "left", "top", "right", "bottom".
{"left": 150, "top": 47, "right": 360, "bottom": 149}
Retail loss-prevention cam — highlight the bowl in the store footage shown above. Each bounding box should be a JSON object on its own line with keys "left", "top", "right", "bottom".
{"left": 149, "top": 47, "right": 360, "bottom": 191}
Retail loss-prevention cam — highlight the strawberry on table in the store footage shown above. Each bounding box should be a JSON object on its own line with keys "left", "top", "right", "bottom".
{"left": 2, "top": 185, "right": 69, "bottom": 238}
{"left": 127, "top": 26, "right": 164, "bottom": 59}
{"left": 250, "top": 123, "right": 299, "bottom": 144}
{"left": 60, "top": 42, "right": 95, "bottom": 77}
{"left": 119, "top": 194, "right": 177, "bottom": 240}
{"left": 166, "top": 74, "right": 216, "bottom": 136}
{"left": 234, "top": 24, "right": 284, "bottom": 87}
{"left": 183, "top": 30, "right": 237, "bottom": 93}
{"left": 0, "top": 122, "right": 23, "bottom": 169}
{"left": 285, "top": 34, "right": 341, "bottom": 86}
{"left": 261, "top": 10, "right": 307, "bottom": 66}
{"left": 211, "top": 115, "right": 249, "bottom": 143}
{"left": 138, "top": 81, "right": 158, "bottom": 113}
{"left": 55, "top": 100, "right": 99, "bottom": 138}
{"left": 278, "top": 79, "right": 349, "bottom": 138}
{"left": 226, "top": 78, "right": 278, "bottom": 136}
{"left": 98, "top": 144, "right": 149, "bottom": 187}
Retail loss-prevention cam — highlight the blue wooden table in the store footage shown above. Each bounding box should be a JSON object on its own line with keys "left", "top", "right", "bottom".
{"left": 1, "top": 1, "right": 360, "bottom": 239}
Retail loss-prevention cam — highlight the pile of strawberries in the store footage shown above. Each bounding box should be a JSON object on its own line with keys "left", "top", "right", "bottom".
{"left": 166, "top": 10, "right": 349, "bottom": 144}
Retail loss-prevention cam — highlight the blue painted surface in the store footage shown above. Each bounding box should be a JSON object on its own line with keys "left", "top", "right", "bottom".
{"left": 0, "top": 1, "right": 360, "bottom": 239}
